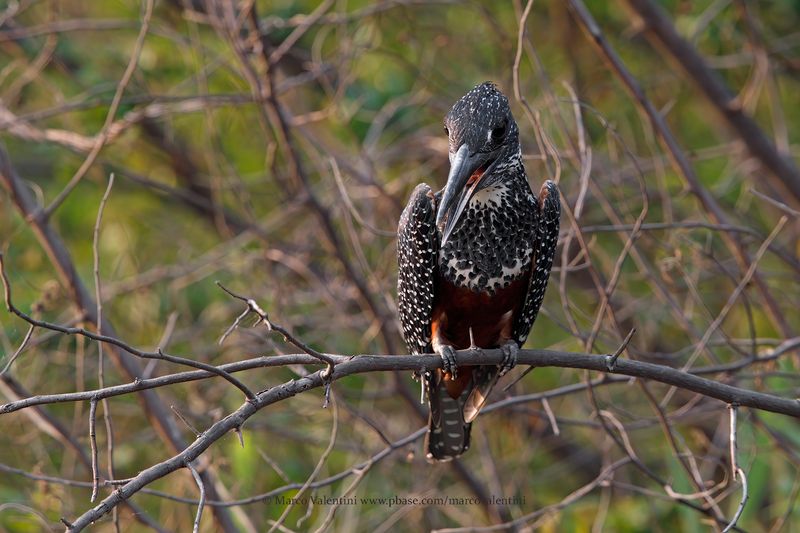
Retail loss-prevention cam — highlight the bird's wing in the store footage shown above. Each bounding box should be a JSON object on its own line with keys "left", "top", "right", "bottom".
{"left": 513, "top": 180, "right": 560, "bottom": 345}
{"left": 398, "top": 185, "right": 472, "bottom": 461}
{"left": 397, "top": 183, "right": 440, "bottom": 355}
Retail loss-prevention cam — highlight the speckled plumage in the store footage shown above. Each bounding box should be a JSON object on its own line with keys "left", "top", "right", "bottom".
{"left": 397, "top": 183, "right": 439, "bottom": 356}
{"left": 397, "top": 82, "right": 560, "bottom": 461}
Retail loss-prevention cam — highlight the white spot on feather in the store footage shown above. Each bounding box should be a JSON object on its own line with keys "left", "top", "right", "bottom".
{"left": 470, "top": 184, "right": 506, "bottom": 206}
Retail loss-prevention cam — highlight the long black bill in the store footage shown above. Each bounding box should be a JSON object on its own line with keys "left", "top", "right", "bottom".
{"left": 436, "top": 144, "right": 493, "bottom": 246}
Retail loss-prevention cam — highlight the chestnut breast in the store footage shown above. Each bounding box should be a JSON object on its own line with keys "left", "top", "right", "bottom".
{"left": 431, "top": 271, "right": 530, "bottom": 350}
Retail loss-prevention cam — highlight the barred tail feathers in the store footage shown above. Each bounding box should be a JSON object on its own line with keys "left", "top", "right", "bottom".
{"left": 425, "top": 377, "right": 472, "bottom": 462}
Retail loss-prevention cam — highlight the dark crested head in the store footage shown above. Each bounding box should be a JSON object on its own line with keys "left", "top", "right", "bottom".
{"left": 437, "top": 82, "right": 520, "bottom": 245}
{"left": 444, "top": 82, "right": 518, "bottom": 154}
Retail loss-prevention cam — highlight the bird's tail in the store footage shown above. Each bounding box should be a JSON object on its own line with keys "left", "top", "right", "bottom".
{"left": 463, "top": 365, "right": 501, "bottom": 423}
{"left": 425, "top": 375, "right": 472, "bottom": 462}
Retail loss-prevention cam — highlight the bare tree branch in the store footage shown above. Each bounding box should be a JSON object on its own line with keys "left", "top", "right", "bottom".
{"left": 46, "top": 340, "right": 798, "bottom": 529}
{"left": 723, "top": 405, "right": 748, "bottom": 532}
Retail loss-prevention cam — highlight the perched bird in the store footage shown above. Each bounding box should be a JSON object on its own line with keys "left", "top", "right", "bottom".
{"left": 397, "top": 82, "right": 560, "bottom": 461}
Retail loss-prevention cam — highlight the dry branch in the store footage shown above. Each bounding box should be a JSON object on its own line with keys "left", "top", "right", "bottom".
{"left": 58, "top": 341, "right": 799, "bottom": 530}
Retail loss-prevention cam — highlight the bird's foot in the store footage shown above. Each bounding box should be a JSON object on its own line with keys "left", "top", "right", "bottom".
{"left": 435, "top": 344, "right": 458, "bottom": 379}
{"left": 499, "top": 341, "right": 519, "bottom": 377}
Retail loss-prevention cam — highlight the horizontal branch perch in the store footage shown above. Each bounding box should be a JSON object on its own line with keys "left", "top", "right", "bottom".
{"left": 4, "top": 349, "right": 798, "bottom": 419}
{"left": 59, "top": 347, "right": 799, "bottom": 529}
{"left": 324, "top": 350, "right": 800, "bottom": 417}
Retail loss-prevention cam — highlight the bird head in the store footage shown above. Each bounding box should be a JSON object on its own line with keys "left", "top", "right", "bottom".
{"left": 436, "top": 82, "right": 520, "bottom": 246}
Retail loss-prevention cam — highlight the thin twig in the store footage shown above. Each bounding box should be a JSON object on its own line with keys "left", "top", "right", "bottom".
{"left": 541, "top": 397, "right": 560, "bottom": 436}
{"left": 92, "top": 172, "right": 117, "bottom": 529}
{"left": 329, "top": 157, "right": 395, "bottom": 237}
{"left": 0, "top": 324, "right": 34, "bottom": 376}
{"left": 171, "top": 405, "right": 201, "bottom": 438}
{"left": 750, "top": 187, "right": 800, "bottom": 217}
{"left": 679, "top": 215, "right": 788, "bottom": 372}
{"left": 267, "top": 0, "right": 335, "bottom": 65}
{"left": 216, "top": 282, "right": 336, "bottom": 376}
{"left": 605, "top": 328, "right": 636, "bottom": 371}
{"left": 88, "top": 399, "right": 99, "bottom": 502}
{"left": 187, "top": 462, "right": 206, "bottom": 533}
{"left": 723, "top": 404, "right": 749, "bottom": 532}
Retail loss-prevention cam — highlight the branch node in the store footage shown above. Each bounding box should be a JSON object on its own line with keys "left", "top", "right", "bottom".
{"left": 605, "top": 328, "right": 636, "bottom": 372}
{"left": 216, "top": 282, "right": 338, "bottom": 370}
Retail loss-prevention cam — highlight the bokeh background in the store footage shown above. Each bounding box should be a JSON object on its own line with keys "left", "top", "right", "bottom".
{"left": 2, "top": 0, "right": 800, "bottom": 531}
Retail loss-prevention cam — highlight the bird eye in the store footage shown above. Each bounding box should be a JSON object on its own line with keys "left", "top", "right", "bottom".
{"left": 491, "top": 123, "right": 506, "bottom": 140}
{"left": 444, "top": 125, "right": 449, "bottom": 136}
